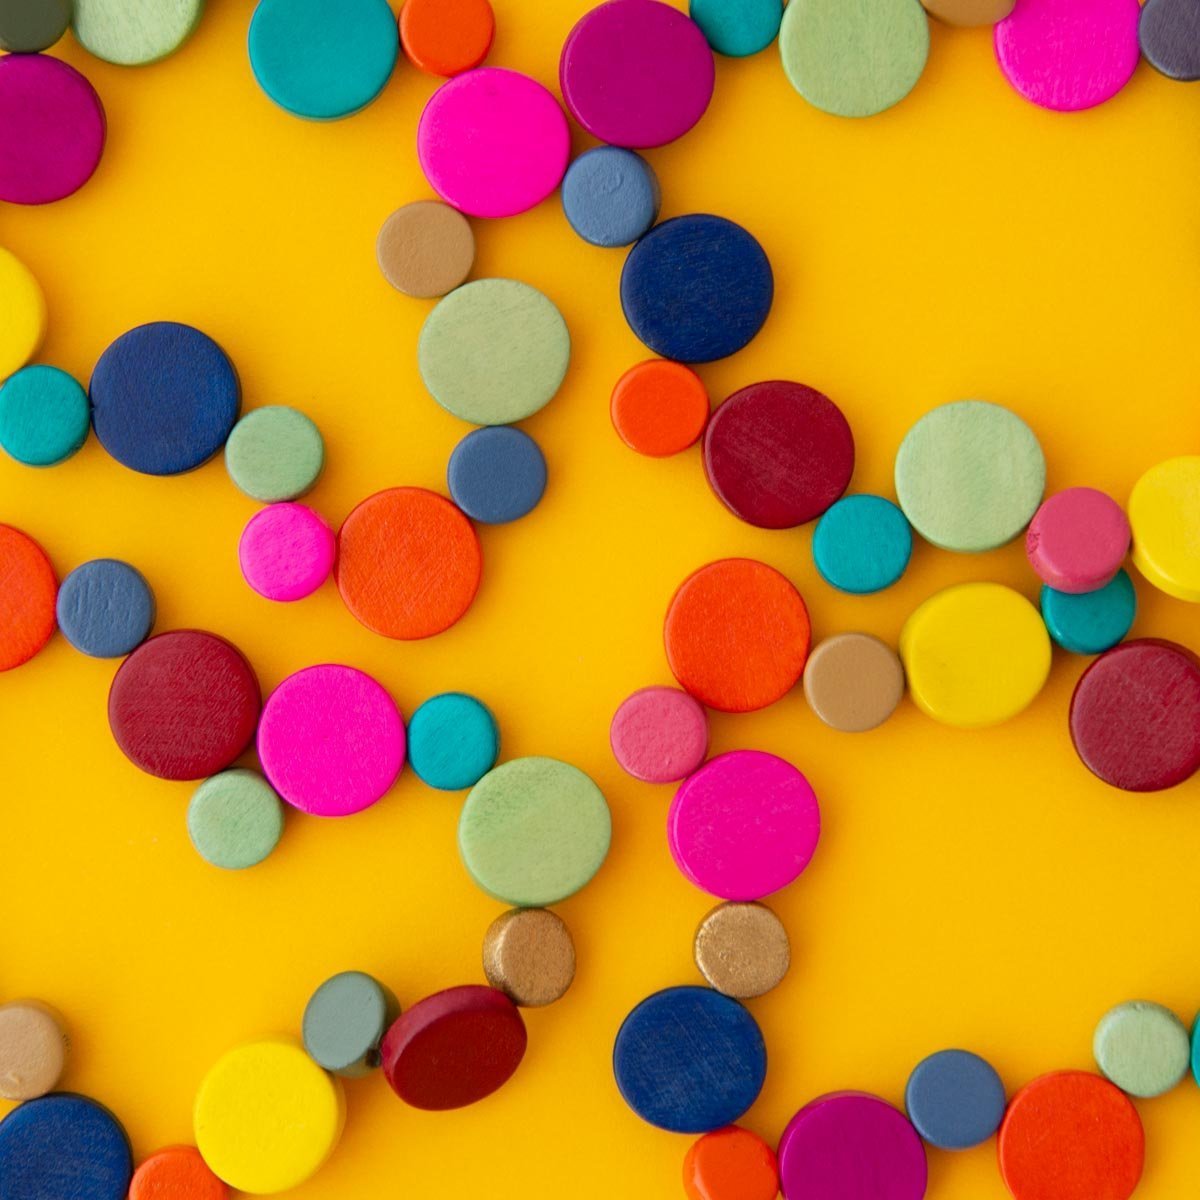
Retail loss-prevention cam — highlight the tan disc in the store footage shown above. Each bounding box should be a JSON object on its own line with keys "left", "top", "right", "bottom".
{"left": 376, "top": 200, "right": 475, "bottom": 299}
{"left": 803, "top": 632, "right": 906, "bottom": 733}
{"left": 482, "top": 908, "right": 576, "bottom": 1007}
{"left": 0, "top": 1000, "right": 68, "bottom": 1101}
{"left": 693, "top": 902, "right": 790, "bottom": 1000}
{"left": 920, "top": 0, "right": 1015, "bottom": 26}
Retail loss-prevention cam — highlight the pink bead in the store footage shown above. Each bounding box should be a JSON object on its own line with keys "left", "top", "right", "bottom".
{"left": 418, "top": 67, "right": 569, "bottom": 219}
{"left": 1026, "top": 487, "right": 1131, "bottom": 594}
{"left": 994, "top": 0, "right": 1140, "bottom": 112}
{"left": 258, "top": 664, "right": 406, "bottom": 817}
{"left": 239, "top": 503, "right": 335, "bottom": 602}
{"left": 610, "top": 686, "right": 708, "bottom": 783}
{"left": 667, "top": 750, "right": 820, "bottom": 901}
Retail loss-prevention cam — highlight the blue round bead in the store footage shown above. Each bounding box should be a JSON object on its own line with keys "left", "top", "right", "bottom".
{"left": 57, "top": 559, "right": 156, "bottom": 658}
{"left": 1041, "top": 570, "right": 1137, "bottom": 655}
{"left": 813, "top": 494, "right": 913, "bottom": 594}
{"left": 562, "top": 147, "right": 661, "bottom": 248}
{"left": 408, "top": 692, "right": 500, "bottom": 791}
{"left": 690, "top": 0, "right": 782, "bottom": 56}
{"left": 905, "top": 1049, "right": 1007, "bottom": 1151}
{"left": 447, "top": 426, "right": 548, "bottom": 525}
{"left": 0, "top": 365, "right": 89, "bottom": 467}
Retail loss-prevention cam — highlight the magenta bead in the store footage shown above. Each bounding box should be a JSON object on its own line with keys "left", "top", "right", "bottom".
{"left": 239, "top": 503, "right": 336, "bottom": 602}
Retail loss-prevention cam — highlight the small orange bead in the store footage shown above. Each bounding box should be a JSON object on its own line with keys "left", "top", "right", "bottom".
{"left": 0, "top": 523, "right": 56, "bottom": 672}
{"left": 129, "top": 1146, "right": 228, "bottom": 1200}
{"left": 611, "top": 359, "right": 709, "bottom": 457}
{"left": 400, "top": 0, "right": 495, "bottom": 77}
{"left": 684, "top": 1126, "right": 779, "bottom": 1200}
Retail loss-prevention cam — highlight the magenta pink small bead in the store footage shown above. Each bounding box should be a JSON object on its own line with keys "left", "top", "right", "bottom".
{"left": 610, "top": 686, "right": 708, "bottom": 783}
{"left": 1026, "top": 487, "right": 1130, "bottom": 594}
{"left": 239, "top": 503, "right": 336, "bottom": 602}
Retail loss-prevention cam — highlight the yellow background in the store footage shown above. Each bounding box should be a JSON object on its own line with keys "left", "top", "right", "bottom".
{"left": 3, "top": 2, "right": 1200, "bottom": 1196}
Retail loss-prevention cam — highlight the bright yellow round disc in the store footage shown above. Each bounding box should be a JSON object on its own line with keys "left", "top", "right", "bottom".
{"left": 194, "top": 1036, "right": 345, "bottom": 1195}
{"left": 1129, "top": 456, "right": 1200, "bottom": 603}
{"left": 900, "top": 582, "right": 1051, "bottom": 728}
{"left": 0, "top": 248, "right": 47, "bottom": 381}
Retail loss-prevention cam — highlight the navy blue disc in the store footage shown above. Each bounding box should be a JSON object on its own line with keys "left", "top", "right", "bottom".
{"left": 619, "top": 214, "right": 773, "bottom": 363}
{"left": 905, "top": 1049, "right": 1007, "bottom": 1151}
{"left": 447, "top": 426, "right": 548, "bottom": 525}
{"left": 0, "top": 1093, "right": 133, "bottom": 1200}
{"left": 562, "top": 147, "right": 661, "bottom": 248}
{"left": 612, "top": 985, "right": 766, "bottom": 1133}
{"left": 90, "top": 322, "right": 240, "bottom": 475}
{"left": 56, "top": 558, "right": 156, "bottom": 658}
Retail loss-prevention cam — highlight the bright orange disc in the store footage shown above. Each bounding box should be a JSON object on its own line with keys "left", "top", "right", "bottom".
{"left": 998, "top": 1071, "right": 1144, "bottom": 1200}
{"left": 400, "top": 0, "right": 495, "bottom": 77}
{"left": 0, "top": 523, "right": 57, "bottom": 672}
{"left": 683, "top": 1125, "right": 779, "bottom": 1200}
{"left": 611, "top": 359, "right": 709, "bottom": 457}
{"left": 129, "top": 1145, "right": 227, "bottom": 1200}
{"left": 336, "top": 487, "right": 482, "bottom": 640}
{"left": 664, "top": 558, "right": 810, "bottom": 713}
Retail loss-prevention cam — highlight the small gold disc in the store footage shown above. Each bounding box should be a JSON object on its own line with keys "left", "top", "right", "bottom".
{"left": 694, "top": 902, "right": 790, "bottom": 999}
{"left": 482, "top": 907, "right": 576, "bottom": 1007}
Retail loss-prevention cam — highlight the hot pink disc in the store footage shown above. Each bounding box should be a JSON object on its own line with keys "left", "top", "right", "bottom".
{"left": 239, "top": 503, "right": 336, "bottom": 602}
{"left": 0, "top": 55, "right": 106, "bottom": 205}
{"left": 994, "top": 0, "right": 1140, "bottom": 112}
{"left": 417, "top": 66, "right": 569, "bottom": 218}
{"left": 610, "top": 686, "right": 709, "bottom": 784}
{"left": 1026, "top": 487, "right": 1130, "bottom": 594}
{"left": 258, "top": 664, "right": 406, "bottom": 817}
{"left": 668, "top": 750, "right": 820, "bottom": 900}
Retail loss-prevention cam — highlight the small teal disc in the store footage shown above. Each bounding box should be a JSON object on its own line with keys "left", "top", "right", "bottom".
{"left": 812, "top": 494, "right": 913, "bottom": 594}
{"left": 1041, "top": 570, "right": 1136, "bottom": 655}
{"left": 0, "top": 365, "right": 89, "bottom": 466}
{"left": 690, "top": 0, "right": 782, "bottom": 56}
{"left": 408, "top": 692, "right": 499, "bottom": 791}
{"left": 248, "top": 0, "right": 398, "bottom": 121}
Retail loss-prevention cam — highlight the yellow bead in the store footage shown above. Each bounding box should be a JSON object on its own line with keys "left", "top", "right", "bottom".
{"left": 1129, "top": 457, "right": 1200, "bottom": 603}
{"left": 900, "top": 582, "right": 1051, "bottom": 728}
{"left": 194, "top": 1036, "right": 345, "bottom": 1195}
{"left": 0, "top": 248, "right": 47, "bottom": 380}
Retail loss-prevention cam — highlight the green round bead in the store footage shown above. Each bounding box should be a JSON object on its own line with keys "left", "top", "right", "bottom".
{"left": 224, "top": 405, "right": 324, "bottom": 502}
{"left": 187, "top": 769, "right": 285, "bottom": 870}
{"left": 0, "top": 365, "right": 89, "bottom": 467}
{"left": 1094, "top": 1000, "right": 1190, "bottom": 1098}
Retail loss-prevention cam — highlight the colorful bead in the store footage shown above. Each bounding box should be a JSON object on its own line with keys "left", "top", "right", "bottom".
{"left": 683, "top": 1126, "right": 779, "bottom": 1200}
{"left": 407, "top": 691, "right": 499, "bottom": 790}
{"left": 1140, "top": 0, "right": 1200, "bottom": 81}
{"left": 482, "top": 908, "right": 576, "bottom": 1007}
{"left": 904, "top": 1049, "right": 1006, "bottom": 1150}
{"left": 693, "top": 901, "right": 790, "bottom": 998}
{"left": 187, "top": 769, "right": 285, "bottom": 870}
{"left": 0, "top": 365, "right": 89, "bottom": 467}
{"left": 376, "top": 201, "right": 475, "bottom": 299}
{"left": 562, "top": 147, "right": 661, "bottom": 248}
{"left": 224, "top": 406, "right": 324, "bottom": 503}
{"left": 0, "top": 248, "right": 46, "bottom": 381}
{"left": 447, "top": 426, "right": 547, "bottom": 524}
{"left": 1040, "top": 570, "right": 1136, "bottom": 656}
{"left": 238, "top": 503, "right": 335, "bottom": 602}
{"left": 56, "top": 558, "right": 155, "bottom": 658}
{"left": 0, "top": 0, "right": 71, "bottom": 52}
{"left": 812, "top": 495, "right": 912, "bottom": 594}
{"left": 399, "top": 0, "right": 495, "bottom": 76}
{"left": 610, "top": 360, "right": 709, "bottom": 457}
{"left": 690, "top": 0, "right": 782, "bottom": 56}
{"left": 1093, "top": 1001, "right": 1190, "bottom": 1098}
{"left": 0, "top": 1001, "right": 67, "bottom": 1102}
{"left": 803, "top": 632, "right": 906, "bottom": 733}
{"left": 72, "top": 0, "right": 204, "bottom": 66}
{"left": 302, "top": 971, "right": 397, "bottom": 1077}
{"left": 1025, "top": 488, "right": 1130, "bottom": 594}
{"left": 921, "top": 0, "right": 1015, "bottom": 24}
{"left": 610, "top": 685, "right": 709, "bottom": 783}
{"left": 1128, "top": 456, "right": 1200, "bottom": 602}
{"left": 128, "top": 1146, "right": 227, "bottom": 1200}
{"left": 0, "top": 523, "right": 57, "bottom": 672}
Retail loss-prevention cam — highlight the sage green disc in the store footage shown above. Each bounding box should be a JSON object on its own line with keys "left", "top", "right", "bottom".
{"left": 1093, "top": 1001, "right": 1190, "bottom": 1099}
{"left": 779, "top": 0, "right": 930, "bottom": 118}
{"left": 458, "top": 757, "right": 611, "bottom": 906}
{"left": 72, "top": 0, "right": 204, "bottom": 65}
{"left": 187, "top": 769, "right": 284, "bottom": 870}
{"left": 894, "top": 400, "right": 1045, "bottom": 553}
{"left": 224, "top": 406, "right": 325, "bottom": 502}
{"left": 418, "top": 279, "right": 571, "bottom": 426}
{"left": 302, "top": 971, "right": 397, "bottom": 1078}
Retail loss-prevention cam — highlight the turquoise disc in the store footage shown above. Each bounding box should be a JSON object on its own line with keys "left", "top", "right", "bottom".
{"left": 0, "top": 365, "right": 89, "bottom": 466}
{"left": 408, "top": 692, "right": 500, "bottom": 791}
{"left": 812, "top": 494, "right": 912, "bottom": 594}
{"left": 690, "top": 0, "right": 782, "bottom": 56}
{"left": 1041, "top": 570, "right": 1136, "bottom": 655}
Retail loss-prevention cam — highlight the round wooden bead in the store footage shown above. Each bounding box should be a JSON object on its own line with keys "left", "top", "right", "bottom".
{"left": 248, "top": 0, "right": 398, "bottom": 120}
{"left": 904, "top": 1049, "right": 1006, "bottom": 1150}
{"left": 998, "top": 1072, "right": 1143, "bottom": 1200}
{"left": 0, "top": 0, "right": 71, "bottom": 51}
{"left": 400, "top": 0, "right": 494, "bottom": 75}
{"left": 921, "top": 0, "right": 1014, "bottom": 24}
{"left": 0, "top": 1094, "right": 132, "bottom": 1200}
{"left": 1141, "top": 0, "right": 1200, "bottom": 81}
{"left": 669, "top": 750, "right": 820, "bottom": 900}
{"left": 778, "top": 1092, "right": 927, "bottom": 1200}
{"left": 407, "top": 691, "right": 499, "bottom": 790}
{"left": 609, "top": 685, "right": 709, "bottom": 783}
{"left": 779, "top": 0, "right": 930, "bottom": 118}
{"left": 336, "top": 487, "right": 482, "bottom": 639}
{"left": 447, "top": 426, "right": 547, "bottom": 524}
{"left": 1026, "top": 488, "right": 1130, "bottom": 594}
{"left": 381, "top": 985, "right": 526, "bottom": 1110}
{"left": 224, "top": 406, "right": 324, "bottom": 503}
{"left": 1041, "top": 570, "right": 1136, "bottom": 656}
{"left": 664, "top": 558, "right": 811, "bottom": 713}
{"left": 611, "top": 360, "right": 709, "bottom": 457}
{"left": 1128, "top": 456, "right": 1200, "bottom": 602}
{"left": 559, "top": 0, "right": 715, "bottom": 148}
{"left": 72, "top": 0, "right": 204, "bottom": 65}
{"left": 693, "top": 901, "right": 790, "bottom": 998}
{"left": 90, "top": 322, "right": 240, "bottom": 476}
{"left": 257, "top": 664, "right": 405, "bottom": 816}
{"left": 129, "top": 1146, "right": 227, "bottom": 1200}
{"left": 1068, "top": 639, "right": 1200, "bottom": 792}
{"left": 1094, "top": 1001, "right": 1190, "bottom": 1099}
{"left": 0, "top": 523, "right": 57, "bottom": 673}
{"left": 894, "top": 400, "right": 1045, "bottom": 553}
{"left": 803, "top": 632, "right": 905, "bottom": 733}
{"left": 613, "top": 986, "right": 766, "bottom": 1133}
{"left": 683, "top": 1126, "right": 779, "bottom": 1200}
{"left": 376, "top": 201, "right": 474, "bottom": 299}
{"left": 812, "top": 494, "right": 913, "bottom": 594}
{"left": 193, "top": 1037, "right": 345, "bottom": 1195}
{"left": 621, "top": 215, "right": 773, "bottom": 364}
{"left": 238, "top": 503, "right": 335, "bottom": 602}
{"left": 994, "top": 0, "right": 1140, "bottom": 112}
{"left": 482, "top": 908, "right": 576, "bottom": 1007}
{"left": 704, "top": 381, "right": 854, "bottom": 528}
{"left": 418, "top": 68, "right": 569, "bottom": 218}
{"left": 690, "top": 0, "right": 782, "bottom": 55}
{"left": 0, "top": 1001, "right": 67, "bottom": 1101}
{"left": 0, "top": 249, "right": 46, "bottom": 380}
{"left": 187, "top": 769, "right": 284, "bottom": 870}
{"left": 418, "top": 279, "right": 570, "bottom": 424}
{"left": 56, "top": 558, "right": 155, "bottom": 658}
{"left": 0, "top": 365, "right": 89, "bottom": 466}
{"left": 302, "top": 971, "right": 397, "bottom": 1077}
{"left": 562, "top": 147, "right": 661, "bottom": 248}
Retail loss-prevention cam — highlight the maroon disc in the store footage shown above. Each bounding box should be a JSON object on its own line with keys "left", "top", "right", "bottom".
{"left": 703, "top": 381, "right": 855, "bottom": 528}
{"left": 1069, "top": 639, "right": 1200, "bottom": 792}
{"left": 380, "top": 985, "right": 526, "bottom": 1110}
{"left": 107, "top": 630, "right": 261, "bottom": 781}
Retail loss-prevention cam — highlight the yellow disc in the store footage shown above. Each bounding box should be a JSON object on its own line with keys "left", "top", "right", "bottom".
{"left": 194, "top": 1036, "right": 345, "bottom": 1195}
{"left": 1129, "top": 456, "right": 1200, "bottom": 603}
{"left": 0, "top": 248, "right": 47, "bottom": 381}
{"left": 900, "top": 582, "right": 1051, "bottom": 728}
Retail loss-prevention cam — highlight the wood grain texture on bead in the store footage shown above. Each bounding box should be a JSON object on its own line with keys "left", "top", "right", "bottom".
{"left": 0, "top": 523, "right": 57, "bottom": 672}
{"left": 482, "top": 908, "right": 576, "bottom": 1006}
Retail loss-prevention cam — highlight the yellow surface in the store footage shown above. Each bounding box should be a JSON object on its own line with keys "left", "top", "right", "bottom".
{"left": 0, "top": 248, "right": 46, "bottom": 380}
{"left": 4, "top": 4, "right": 1200, "bottom": 1198}
{"left": 1130, "top": 457, "right": 1200, "bottom": 603}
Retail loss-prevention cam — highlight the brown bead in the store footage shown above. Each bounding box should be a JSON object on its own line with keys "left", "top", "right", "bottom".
{"left": 482, "top": 908, "right": 576, "bottom": 1007}
{"left": 376, "top": 200, "right": 475, "bottom": 299}
{"left": 920, "top": 0, "right": 1016, "bottom": 26}
{"left": 0, "top": 1000, "right": 68, "bottom": 1101}
{"left": 694, "top": 903, "right": 790, "bottom": 999}
{"left": 803, "top": 632, "right": 905, "bottom": 733}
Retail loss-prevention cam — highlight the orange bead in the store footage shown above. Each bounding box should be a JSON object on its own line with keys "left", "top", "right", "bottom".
{"left": 129, "top": 1146, "right": 227, "bottom": 1200}
{"left": 611, "top": 359, "right": 709, "bottom": 457}
{"left": 400, "top": 0, "right": 495, "bottom": 77}
{"left": 0, "top": 523, "right": 56, "bottom": 672}
{"left": 684, "top": 1126, "right": 778, "bottom": 1200}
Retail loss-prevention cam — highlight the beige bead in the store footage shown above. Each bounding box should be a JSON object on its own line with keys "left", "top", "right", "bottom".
{"left": 482, "top": 908, "right": 576, "bottom": 1007}
{"left": 921, "top": 0, "right": 1016, "bottom": 27}
{"left": 694, "top": 903, "right": 790, "bottom": 999}
{"left": 376, "top": 201, "right": 475, "bottom": 299}
{"left": 803, "top": 632, "right": 905, "bottom": 733}
{"left": 0, "top": 1000, "right": 68, "bottom": 1101}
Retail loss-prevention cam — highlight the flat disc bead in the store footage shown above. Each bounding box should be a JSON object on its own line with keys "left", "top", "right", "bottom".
{"left": 683, "top": 1127, "right": 779, "bottom": 1200}
{"left": 0, "top": 0, "right": 71, "bottom": 51}
{"left": 224, "top": 406, "right": 324, "bottom": 502}
{"left": 238, "top": 503, "right": 335, "bottom": 602}
{"left": 690, "top": 0, "right": 782, "bottom": 55}
{"left": 1026, "top": 488, "right": 1130, "bottom": 594}
{"left": 482, "top": 908, "right": 576, "bottom": 1007}
{"left": 72, "top": 0, "right": 204, "bottom": 65}
{"left": 922, "top": 0, "right": 1014, "bottom": 22}
{"left": 1041, "top": 570, "right": 1136, "bottom": 656}
{"left": 611, "top": 360, "right": 709, "bottom": 457}
{"left": 562, "top": 147, "right": 660, "bottom": 248}
{"left": 399, "top": 0, "right": 494, "bottom": 76}
{"left": 1141, "top": 0, "right": 1200, "bottom": 81}
{"left": 1094, "top": 1001, "right": 1190, "bottom": 1098}
{"left": 0, "top": 523, "right": 58, "bottom": 672}
{"left": 447, "top": 426, "right": 547, "bottom": 524}
{"left": 693, "top": 901, "right": 790, "bottom": 998}
{"left": 302, "top": 971, "right": 397, "bottom": 1077}
{"left": 128, "top": 1146, "right": 227, "bottom": 1200}
{"left": 187, "top": 769, "right": 284, "bottom": 869}
{"left": 803, "top": 632, "right": 905, "bottom": 733}
{"left": 0, "top": 1001, "right": 67, "bottom": 1101}
{"left": 56, "top": 558, "right": 155, "bottom": 658}
{"left": 376, "top": 201, "right": 474, "bottom": 299}
{"left": 904, "top": 1049, "right": 1006, "bottom": 1150}
{"left": 407, "top": 691, "right": 499, "bottom": 790}
{"left": 0, "top": 366, "right": 89, "bottom": 466}
{"left": 610, "top": 685, "right": 709, "bottom": 783}
{"left": 0, "top": 249, "right": 46, "bottom": 380}
{"left": 812, "top": 494, "right": 912, "bottom": 594}
{"left": 1128, "top": 457, "right": 1200, "bottom": 602}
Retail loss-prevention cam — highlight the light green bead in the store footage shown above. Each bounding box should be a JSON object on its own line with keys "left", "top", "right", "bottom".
{"left": 1094, "top": 1000, "right": 1190, "bottom": 1098}
{"left": 73, "top": 0, "right": 205, "bottom": 66}
{"left": 225, "top": 406, "right": 324, "bottom": 503}
{"left": 188, "top": 769, "right": 284, "bottom": 870}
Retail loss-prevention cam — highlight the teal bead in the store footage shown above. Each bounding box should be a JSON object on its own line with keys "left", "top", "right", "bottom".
{"left": 812, "top": 494, "right": 913, "bottom": 594}
{"left": 690, "top": 0, "right": 782, "bottom": 56}
{"left": 0, "top": 365, "right": 89, "bottom": 466}
{"left": 1041, "top": 570, "right": 1136, "bottom": 655}
{"left": 408, "top": 693, "right": 499, "bottom": 791}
